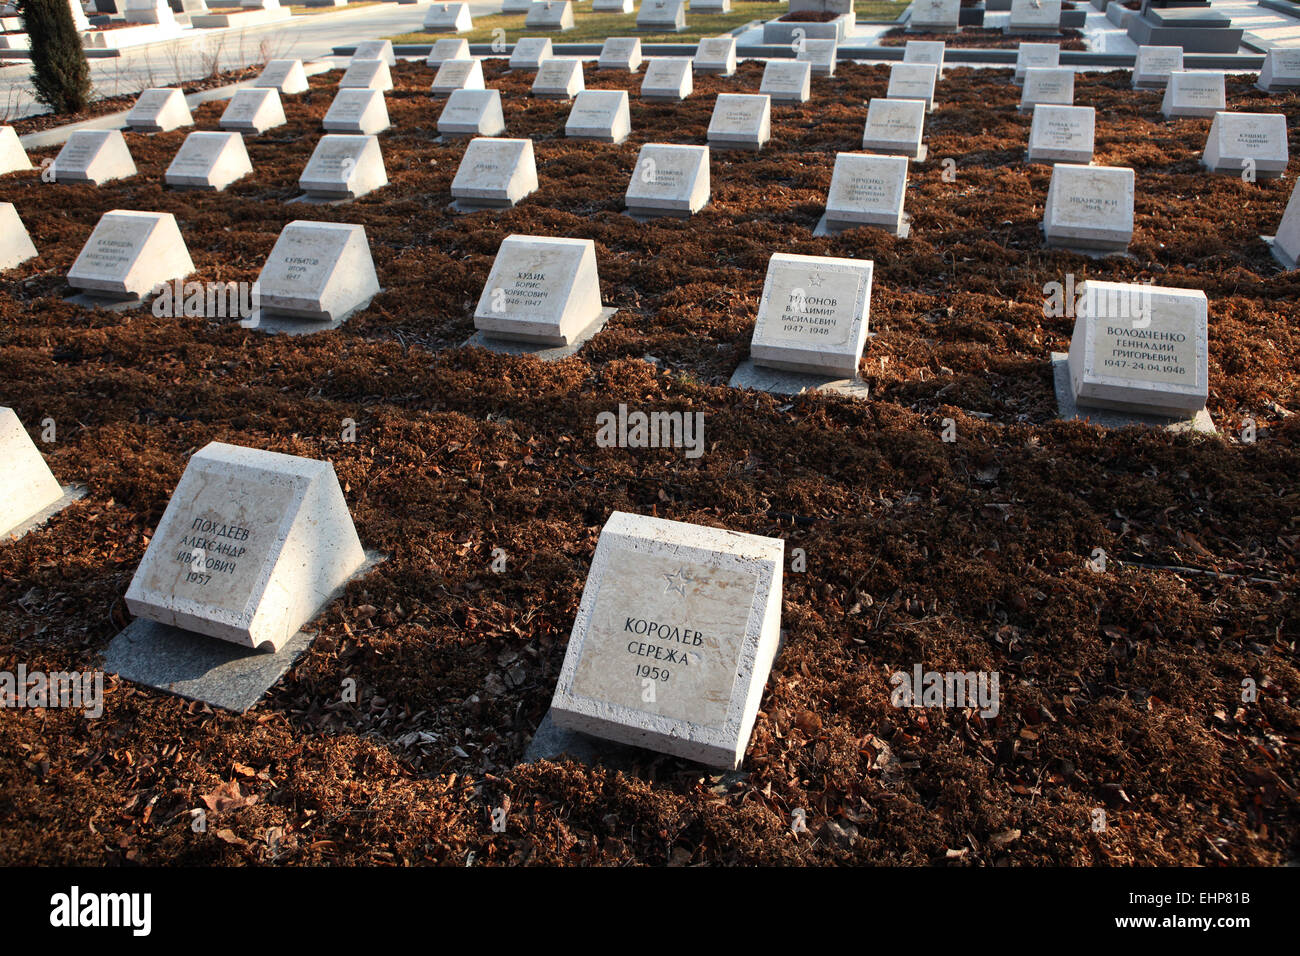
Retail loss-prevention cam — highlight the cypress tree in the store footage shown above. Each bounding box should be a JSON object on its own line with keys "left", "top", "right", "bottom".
{"left": 18, "top": 0, "right": 93, "bottom": 114}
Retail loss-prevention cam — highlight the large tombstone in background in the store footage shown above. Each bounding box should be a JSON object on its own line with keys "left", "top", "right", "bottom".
{"left": 1161, "top": 70, "right": 1225, "bottom": 118}
{"left": 1007, "top": 0, "right": 1063, "bottom": 34}
{"left": 1202, "top": 112, "right": 1288, "bottom": 178}
{"left": 707, "top": 93, "right": 771, "bottom": 151}
{"left": 637, "top": 0, "right": 686, "bottom": 32}
{"left": 1132, "top": 45, "right": 1183, "bottom": 88}
{"left": 823, "top": 152, "right": 910, "bottom": 237}
{"left": 0, "top": 203, "right": 38, "bottom": 271}
{"left": 749, "top": 252, "right": 875, "bottom": 378}
{"left": 423, "top": 1, "right": 473, "bottom": 32}
{"left": 1043, "top": 163, "right": 1135, "bottom": 253}
{"left": 908, "top": 0, "right": 959, "bottom": 32}
{"left": 220, "top": 88, "right": 286, "bottom": 134}
{"left": 862, "top": 97, "right": 928, "bottom": 161}
{"left": 125, "top": 88, "right": 193, "bottom": 133}
{"left": 123, "top": 0, "right": 176, "bottom": 25}
{"left": 599, "top": 37, "right": 643, "bottom": 72}
{"left": 760, "top": 60, "right": 812, "bottom": 104}
{"left": 640, "top": 57, "right": 693, "bottom": 100}
{"left": 438, "top": 89, "right": 506, "bottom": 138}
{"left": 1257, "top": 49, "right": 1300, "bottom": 92}
{"left": 165, "top": 131, "right": 253, "bottom": 190}
{"left": 255, "top": 59, "right": 310, "bottom": 95}
{"left": 298, "top": 135, "right": 388, "bottom": 201}
{"left": 1064, "top": 281, "right": 1209, "bottom": 420}
{"left": 123, "top": 442, "right": 367, "bottom": 652}
{"left": 547, "top": 511, "right": 784, "bottom": 770}
{"left": 323, "top": 88, "right": 391, "bottom": 136}
{"left": 67, "top": 210, "right": 194, "bottom": 301}
{"left": 450, "top": 137, "right": 538, "bottom": 210}
{"left": 0, "top": 126, "right": 32, "bottom": 176}
{"left": 339, "top": 59, "right": 393, "bottom": 92}
{"left": 1028, "top": 104, "right": 1095, "bottom": 164}
{"left": 566, "top": 90, "right": 632, "bottom": 144}
{"left": 0, "top": 407, "right": 65, "bottom": 539}
{"left": 625, "top": 143, "right": 710, "bottom": 218}
{"left": 52, "top": 131, "right": 137, "bottom": 186}
{"left": 252, "top": 220, "right": 380, "bottom": 327}
{"left": 473, "top": 235, "right": 611, "bottom": 346}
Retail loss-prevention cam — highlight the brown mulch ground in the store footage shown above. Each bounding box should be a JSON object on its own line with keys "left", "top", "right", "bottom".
{"left": 0, "top": 59, "right": 1297, "bottom": 866}
{"left": 880, "top": 27, "right": 1089, "bottom": 49}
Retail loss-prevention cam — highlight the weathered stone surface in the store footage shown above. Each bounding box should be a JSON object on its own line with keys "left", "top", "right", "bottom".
{"left": 1028, "top": 104, "right": 1095, "bottom": 164}
{"left": 1161, "top": 70, "right": 1226, "bottom": 119}
{"left": 219, "top": 87, "right": 286, "bottom": 134}
{"left": 565, "top": 90, "right": 631, "bottom": 143}
{"left": 707, "top": 93, "right": 770, "bottom": 151}
{"left": 1043, "top": 163, "right": 1135, "bottom": 252}
{"left": 298, "top": 134, "right": 387, "bottom": 201}
{"left": 450, "top": 137, "right": 538, "bottom": 209}
{"left": 0, "top": 406, "right": 64, "bottom": 539}
{"left": 625, "top": 143, "right": 710, "bottom": 218}
{"left": 67, "top": 210, "right": 194, "bottom": 300}
{"left": 824, "top": 152, "right": 909, "bottom": 236}
{"left": 1202, "top": 111, "right": 1288, "bottom": 177}
{"left": 640, "top": 57, "right": 693, "bottom": 100}
{"left": 323, "top": 88, "right": 391, "bottom": 136}
{"left": 438, "top": 89, "right": 506, "bottom": 138}
{"left": 473, "top": 234, "right": 607, "bottom": 345}
{"left": 126, "top": 87, "right": 194, "bottom": 133}
{"left": 252, "top": 220, "right": 380, "bottom": 324}
{"left": 165, "top": 131, "right": 253, "bottom": 190}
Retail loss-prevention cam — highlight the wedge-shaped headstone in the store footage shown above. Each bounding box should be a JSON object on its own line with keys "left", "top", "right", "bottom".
{"left": 637, "top": 0, "right": 686, "bottom": 30}
{"left": 0, "top": 203, "right": 38, "bottom": 271}
{"left": 0, "top": 407, "right": 64, "bottom": 539}
{"left": 760, "top": 60, "right": 812, "bottom": 104}
{"left": 1008, "top": 0, "right": 1061, "bottom": 33}
{"left": 1015, "top": 42, "right": 1059, "bottom": 82}
{"left": 824, "top": 152, "right": 909, "bottom": 236}
{"left": 52, "top": 131, "right": 137, "bottom": 186}
{"left": 908, "top": 0, "right": 959, "bottom": 31}
{"left": 862, "top": 97, "right": 927, "bottom": 161}
{"left": 750, "top": 252, "right": 874, "bottom": 378}
{"left": 451, "top": 137, "right": 538, "bottom": 209}
{"left": 68, "top": 210, "right": 194, "bottom": 300}
{"left": 323, "top": 88, "right": 391, "bottom": 135}
{"left": 1132, "top": 45, "right": 1182, "bottom": 89}
{"left": 352, "top": 39, "right": 395, "bottom": 66}
{"left": 903, "top": 40, "right": 945, "bottom": 76}
{"left": 220, "top": 87, "right": 286, "bottom": 134}
{"left": 0, "top": 126, "right": 32, "bottom": 176}
{"left": 626, "top": 143, "right": 709, "bottom": 218}
{"left": 1161, "top": 71, "right": 1225, "bottom": 119}
{"left": 423, "top": 1, "right": 472, "bottom": 32}
{"left": 694, "top": 36, "right": 736, "bottom": 76}
{"left": 256, "top": 59, "right": 309, "bottom": 95}
{"left": 125, "top": 87, "right": 193, "bottom": 134}
{"left": 549, "top": 511, "right": 784, "bottom": 770}
{"left": 593, "top": 0, "right": 633, "bottom": 10}
{"left": 1202, "top": 112, "right": 1288, "bottom": 178}
{"left": 1019, "top": 67, "right": 1074, "bottom": 110}
{"left": 1257, "top": 49, "right": 1300, "bottom": 92}
{"left": 1066, "top": 281, "right": 1208, "bottom": 418}
{"left": 474, "top": 235, "right": 606, "bottom": 345}
{"left": 599, "top": 37, "right": 643, "bottom": 72}
{"left": 1028, "top": 104, "right": 1095, "bottom": 164}
{"left": 525, "top": 0, "right": 574, "bottom": 30}
{"left": 708, "top": 93, "right": 770, "bottom": 151}
{"left": 887, "top": 62, "right": 937, "bottom": 112}
{"left": 532, "top": 58, "right": 584, "bottom": 99}
{"left": 438, "top": 89, "right": 506, "bottom": 138}
{"left": 566, "top": 90, "right": 631, "bottom": 144}
{"left": 502, "top": 0, "right": 532, "bottom": 10}
{"left": 124, "top": 442, "right": 367, "bottom": 653}
{"left": 510, "top": 37, "right": 553, "bottom": 70}
{"left": 298, "top": 135, "right": 388, "bottom": 200}
{"left": 254, "top": 220, "right": 380, "bottom": 323}
{"left": 340, "top": 59, "right": 394, "bottom": 93}
{"left": 432, "top": 58, "right": 486, "bottom": 96}
{"left": 641, "top": 57, "right": 693, "bottom": 101}
{"left": 798, "top": 38, "right": 837, "bottom": 78}
{"left": 1043, "top": 163, "right": 1135, "bottom": 252}
{"left": 1269, "top": 180, "right": 1300, "bottom": 270}
{"left": 165, "top": 131, "right": 253, "bottom": 190}
{"left": 427, "top": 38, "right": 470, "bottom": 68}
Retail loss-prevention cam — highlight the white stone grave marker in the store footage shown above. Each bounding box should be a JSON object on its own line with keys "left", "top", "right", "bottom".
{"left": 323, "top": 88, "right": 391, "bottom": 136}
{"left": 1028, "top": 104, "right": 1095, "bottom": 164}
{"left": 298, "top": 135, "right": 388, "bottom": 200}
{"left": 862, "top": 97, "right": 928, "bottom": 161}
{"left": 438, "top": 89, "right": 506, "bottom": 138}
{"left": 125, "top": 87, "right": 193, "bottom": 134}
{"left": 1043, "top": 163, "right": 1135, "bottom": 253}
{"left": 51, "top": 131, "right": 137, "bottom": 186}
{"left": 625, "top": 143, "right": 709, "bottom": 218}
{"left": 165, "top": 131, "right": 253, "bottom": 190}
{"left": 68, "top": 210, "right": 194, "bottom": 300}
{"left": 760, "top": 60, "right": 812, "bottom": 104}
{"left": 532, "top": 57, "right": 584, "bottom": 98}
{"left": 823, "top": 152, "right": 910, "bottom": 237}
{"left": 219, "top": 87, "right": 286, "bottom": 134}
{"left": 0, "top": 407, "right": 65, "bottom": 539}
{"left": 473, "top": 235, "right": 608, "bottom": 345}
{"left": 253, "top": 220, "right": 380, "bottom": 325}
{"left": 707, "top": 93, "right": 771, "bottom": 151}
{"left": 566, "top": 90, "right": 632, "bottom": 144}
{"left": 450, "top": 137, "right": 538, "bottom": 209}
{"left": 641, "top": 57, "right": 693, "bottom": 100}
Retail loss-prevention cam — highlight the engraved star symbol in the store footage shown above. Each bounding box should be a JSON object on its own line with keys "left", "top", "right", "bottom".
{"left": 809, "top": 273, "right": 825, "bottom": 288}
{"left": 664, "top": 567, "right": 693, "bottom": 597}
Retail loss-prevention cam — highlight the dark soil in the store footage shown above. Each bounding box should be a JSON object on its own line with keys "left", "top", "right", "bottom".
{"left": 881, "top": 27, "right": 1088, "bottom": 48}
{"left": 7, "top": 66, "right": 263, "bottom": 136}
{"left": 778, "top": 11, "right": 845, "bottom": 21}
{"left": 0, "top": 59, "right": 1297, "bottom": 866}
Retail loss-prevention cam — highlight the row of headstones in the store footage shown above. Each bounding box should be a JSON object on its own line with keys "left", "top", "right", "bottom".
{"left": 419, "top": 0, "right": 713, "bottom": 35}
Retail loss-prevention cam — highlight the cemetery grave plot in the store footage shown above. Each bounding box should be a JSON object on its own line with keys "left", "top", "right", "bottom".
{"left": 880, "top": 27, "right": 1087, "bottom": 48}
{"left": 0, "top": 58, "right": 1297, "bottom": 866}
